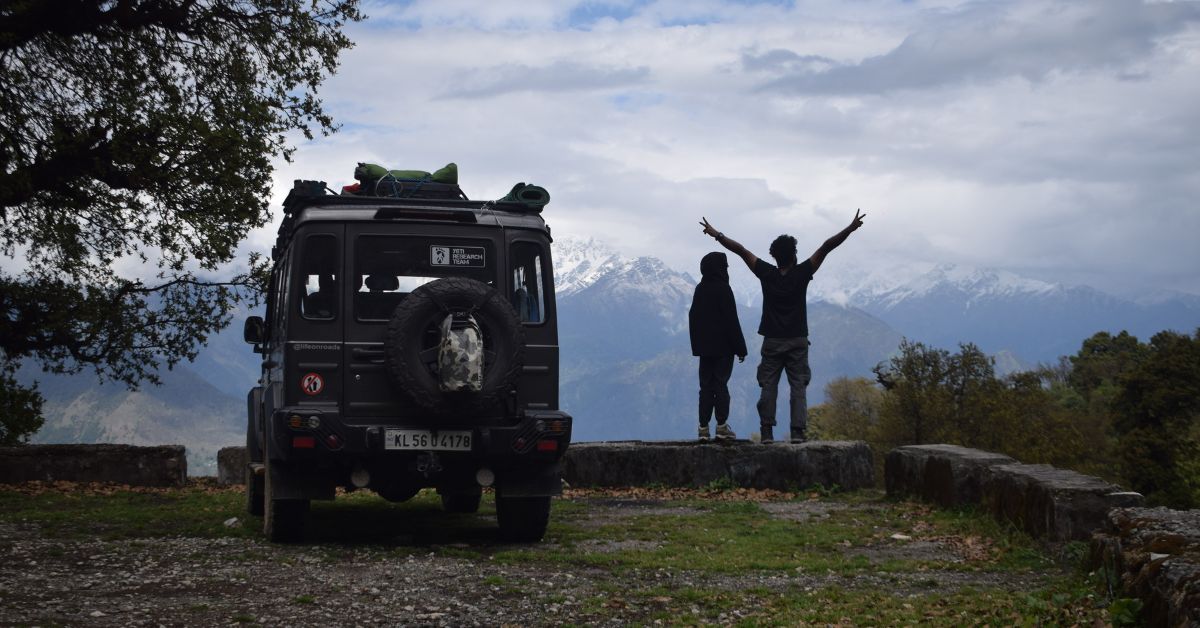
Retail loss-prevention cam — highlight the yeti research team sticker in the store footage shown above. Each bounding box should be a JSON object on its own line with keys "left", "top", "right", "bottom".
{"left": 300, "top": 372, "right": 324, "bottom": 396}
{"left": 430, "top": 245, "right": 486, "bottom": 268}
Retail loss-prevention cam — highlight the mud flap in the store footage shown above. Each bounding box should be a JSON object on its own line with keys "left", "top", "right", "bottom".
{"left": 267, "top": 460, "right": 337, "bottom": 501}
{"left": 497, "top": 463, "right": 562, "bottom": 498}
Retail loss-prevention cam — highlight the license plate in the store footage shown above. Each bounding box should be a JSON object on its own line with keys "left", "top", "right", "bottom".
{"left": 384, "top": 429, "right": 473, "bottom": 451}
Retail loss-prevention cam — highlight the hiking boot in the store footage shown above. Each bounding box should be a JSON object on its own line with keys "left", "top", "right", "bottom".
{"left": 715, "top": 423, "right": 736, "bottom": 441}
{"left": 698, "top": 424, "right": 711, "bottom": 441}
{"left": 790, "top": 430, "right": 807, "bottom": 443}
{"left": 759, "top": 425, "right": 774, "bottom": 444}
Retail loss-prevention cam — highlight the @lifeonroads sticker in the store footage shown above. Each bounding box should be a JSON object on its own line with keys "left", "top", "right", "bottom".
{"left": 301, "top": 372, "right": 324, "bottom": 396}
{"left": 430, "top": 245, "right": 486, "bottom": 267}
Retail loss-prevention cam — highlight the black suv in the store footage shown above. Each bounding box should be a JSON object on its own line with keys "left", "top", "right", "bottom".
{"left": 243, "top": 178, "right": 571, "bottom": 542}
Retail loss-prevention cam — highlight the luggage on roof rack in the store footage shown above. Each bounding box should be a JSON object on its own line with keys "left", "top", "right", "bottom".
{"left": 350, "top": 162, "right": 467, "bottom": 201}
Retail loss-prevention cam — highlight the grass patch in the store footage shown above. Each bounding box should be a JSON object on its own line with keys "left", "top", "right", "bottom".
{"left": 604, "top": 580, "right": 1110, "bottom": 626}
{"left": 504, "top": 491, "right": 1050, "bottom": 577}
{"left": 0, "top": 485, "right": 254, "bottom": 540}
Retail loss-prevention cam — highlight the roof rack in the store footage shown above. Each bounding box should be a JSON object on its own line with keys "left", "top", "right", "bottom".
{"left": 270, "top": 180, "right": 548, "bottom": 261}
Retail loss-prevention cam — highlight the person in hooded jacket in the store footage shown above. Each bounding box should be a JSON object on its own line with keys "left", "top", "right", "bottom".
{"left": 689, "top": 252, "right": 748, "bottom": 441}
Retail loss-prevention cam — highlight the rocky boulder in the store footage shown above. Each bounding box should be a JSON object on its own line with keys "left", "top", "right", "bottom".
{"left": 1092, "top": 507, "right": 1200, "bottom": 627}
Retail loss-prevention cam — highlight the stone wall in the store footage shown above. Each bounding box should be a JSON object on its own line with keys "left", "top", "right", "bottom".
{"left": 1092, "top": 507, "right": 1200, "bottom": 628}
{"left": 884, "top": 443, "right": 1015, "bottom": 508}
{"left": 213, "top": 440, "right": 875, "bottom": 492}
{"left": 0, "top": 444, "right": 187, "bottom": 487}
{"left": 217, "top": 446, "right": 248, "bottom": 486}
{"left": 563, "top": 440, "right": 874, "bottom": 491}
{"left": 885, "top": 444, "right": 1142, "bottom": 542}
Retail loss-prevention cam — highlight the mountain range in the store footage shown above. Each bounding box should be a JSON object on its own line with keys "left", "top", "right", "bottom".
{"left": 19, "top": 237, "right": 1199, "bottom": 470}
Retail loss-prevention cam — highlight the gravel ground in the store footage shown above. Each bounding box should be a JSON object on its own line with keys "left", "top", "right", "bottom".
{"left": 0, "top": 491, "right": 1065, "bottom": 627}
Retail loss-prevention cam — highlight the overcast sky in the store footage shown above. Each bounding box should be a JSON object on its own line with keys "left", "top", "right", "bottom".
{"left": 261, "top": 0, "right": 1200, "bottom": 298}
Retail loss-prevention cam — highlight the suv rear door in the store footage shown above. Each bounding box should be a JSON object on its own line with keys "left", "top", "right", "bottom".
{"left": 342, "top": 222, "right": 499, "bottom": 423}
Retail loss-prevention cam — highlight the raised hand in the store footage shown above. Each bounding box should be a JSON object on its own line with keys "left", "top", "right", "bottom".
{"left": 699, "top": 217, "right": 720, "bottom": 238}
{"left": 849, "top": 208, "right": 866, "bottom": 231}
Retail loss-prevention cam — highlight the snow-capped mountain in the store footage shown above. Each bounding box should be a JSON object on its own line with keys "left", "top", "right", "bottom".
{"left": 809, "top": 262, "right": 1058, "bottom": 307}
{"left": 551, "top": 237, "right": 625, "bottom": 297}
{"left": 553, "top": 236, "right": 696, "bottom": 340}
{"left": 809, "top": 261, "right": 1200, "bottom": 365}
{"left": 557, "top": 236, "right": 1200, "bottom": 371}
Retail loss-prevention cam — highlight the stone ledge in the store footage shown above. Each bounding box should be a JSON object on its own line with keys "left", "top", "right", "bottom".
{"left": 885, "top": 444, "right": 1143, "bottom": 542}
{"left": 1092, "top": 507, "right": 1200, "bottom": 627}
{"left": 215, "top": 441, "right": 874, "bottom": 492}
{"left": 980, "top": 463, "right": 1143, "bottom": 542}
{"left": 562, "top": 440, "right": 874, "bottom": 491}
{"left": 0, "top": 444, "right": 187, "bottom": 487}
{"left": 886, "top": 444, "right": 1015, "bottom": 507}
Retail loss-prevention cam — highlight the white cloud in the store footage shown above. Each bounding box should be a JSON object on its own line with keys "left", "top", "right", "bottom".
{"left": 260, "top": 0, "right": 1200, "bottom": 297}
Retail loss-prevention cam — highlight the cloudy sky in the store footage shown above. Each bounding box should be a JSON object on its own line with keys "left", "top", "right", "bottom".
{"left": 261, "top": 0, "right": 1200, "bottom": 298}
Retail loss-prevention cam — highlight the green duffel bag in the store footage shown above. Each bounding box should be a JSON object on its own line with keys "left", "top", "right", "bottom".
{"left": 354, "top": 162, "right": 458, "bottom": 184}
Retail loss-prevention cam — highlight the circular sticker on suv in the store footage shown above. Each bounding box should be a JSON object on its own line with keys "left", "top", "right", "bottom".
{"left": 301, "top": 372, "right": 324, "bottom": 396}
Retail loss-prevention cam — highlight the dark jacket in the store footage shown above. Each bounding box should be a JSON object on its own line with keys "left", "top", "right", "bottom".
{"left": 689, "top": 252, "right": 748, "bottom": 357}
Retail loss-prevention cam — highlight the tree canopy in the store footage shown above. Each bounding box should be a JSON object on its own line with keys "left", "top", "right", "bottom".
{"left": 0, "top": 0, "right": 362, "bottom": 442}
{"left": 813, "top": 329, "right": 1200, "bottom": 507}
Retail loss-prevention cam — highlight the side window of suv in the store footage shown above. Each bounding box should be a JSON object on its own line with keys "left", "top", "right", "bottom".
{"left": 298, "top": 235, "right": 338, "bottom": 320}
{"left": 510, "top": 242, "right": 546, "bottom": 324}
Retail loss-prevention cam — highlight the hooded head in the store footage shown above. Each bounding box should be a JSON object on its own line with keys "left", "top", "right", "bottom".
{"left": 699, "top": 251, "right": 729, "bottom": 283}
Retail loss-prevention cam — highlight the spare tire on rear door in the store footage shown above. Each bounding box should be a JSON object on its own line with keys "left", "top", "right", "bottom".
{"left": 386, "top": 277, "right": 525, "bottom": 411}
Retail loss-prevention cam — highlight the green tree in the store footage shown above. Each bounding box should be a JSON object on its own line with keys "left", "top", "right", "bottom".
{"left": 945, "top": 342, "right": 1005, "bottom": 450}
{"left": 991, "top": 370, "right": 1094, "bottom": 473}
{"left": 1068, "top": 331, "right": 1146, "bottom": 411}
{"left": 1112, "top": 330, "right": 1200, "bottom": 508}
{"left": 0, "top": 1, "right": 362, "bottom": 440}
{"left": 0, "top": 362, "right": 43, "bottom": 445}
{"left": 872, "top": 339, "right": 957, "bottom": 447}
{"left": 809, "top": 376, "right": 883, "bottom": 441}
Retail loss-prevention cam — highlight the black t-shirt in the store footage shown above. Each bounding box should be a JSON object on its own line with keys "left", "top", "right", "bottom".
{"left": 753, "top": 258, "right": 814, "bottom": 338}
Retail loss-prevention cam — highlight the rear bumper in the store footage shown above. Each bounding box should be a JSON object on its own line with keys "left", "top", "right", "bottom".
{"left": 267, "top": 408, "right": 572, "bottom": 465}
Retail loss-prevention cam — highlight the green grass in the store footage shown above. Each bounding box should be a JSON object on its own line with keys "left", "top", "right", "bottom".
{"left": 0, "top": 485, "right": 255, "bottom": 540}
{"left": 502, "top": 491, "right": 1051, "bottom": 577}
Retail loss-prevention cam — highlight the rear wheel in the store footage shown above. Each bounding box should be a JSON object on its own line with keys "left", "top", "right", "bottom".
{"left": 496, "top": 495, "right": 551, "bottom": 542}
{"left": 263, "top": 458, "right": 309, "bottom": 543}
{"left": 440, "top": 488, "right": 483, "bottom": 513}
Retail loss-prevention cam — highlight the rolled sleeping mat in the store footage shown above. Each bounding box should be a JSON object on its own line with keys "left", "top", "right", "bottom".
{"left": 501, "top": 182, "right": 550, "bottom": 209}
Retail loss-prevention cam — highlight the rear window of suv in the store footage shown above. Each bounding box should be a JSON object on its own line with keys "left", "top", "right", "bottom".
{"left": 354, "top": 235, "right": 496, "bottom": 321}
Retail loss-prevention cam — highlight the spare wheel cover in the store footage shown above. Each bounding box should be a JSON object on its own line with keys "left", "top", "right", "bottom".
{"left": 385, "top": 277, "right": 525, "bottom": 410}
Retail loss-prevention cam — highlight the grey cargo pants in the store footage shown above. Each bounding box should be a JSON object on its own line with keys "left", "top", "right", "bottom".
{"left": 755, "top": 336, "right": 811, "bottom": 437}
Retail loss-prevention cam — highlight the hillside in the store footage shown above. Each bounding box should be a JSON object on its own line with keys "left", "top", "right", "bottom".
{"left": 22, "top": 365, "right": 242, "bottom": 476}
